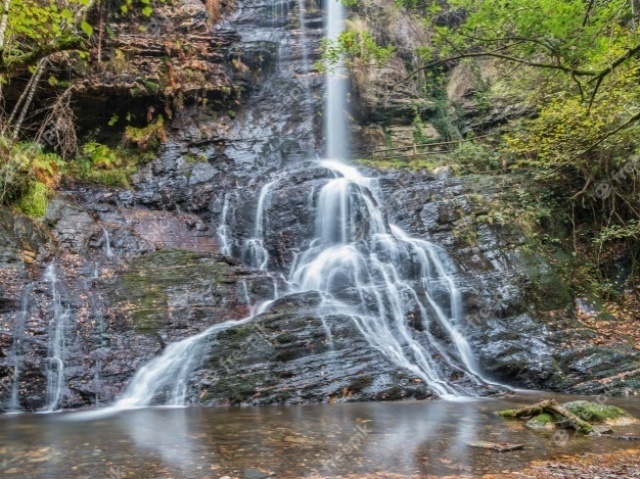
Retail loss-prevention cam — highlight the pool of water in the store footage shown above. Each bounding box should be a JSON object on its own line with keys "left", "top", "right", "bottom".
{"left": 1, "top": 393, "right": 639, "bottom": 478}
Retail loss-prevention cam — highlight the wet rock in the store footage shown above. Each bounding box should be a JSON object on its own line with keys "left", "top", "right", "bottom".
{"left": 194, "top": 292, "right": 433, "bottom": 406}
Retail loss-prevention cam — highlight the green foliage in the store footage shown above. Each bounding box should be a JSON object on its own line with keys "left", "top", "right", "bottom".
{"left": 321, "top": 20, "right": 395, "bottom": 71}
{"left": 595, "top": 221, "right": 640, "bottom": 246}
{"left": 372, "top": 0, "right": 640, "bottom": 284}
{"left": 74, "top": 142, "right": 130, "bottom": 187}
{"left": 448, "top": 142, "right": 502, "bottom": 174}
{"left": 7, "top": 0, "right": 89, "bottom": 44}
{"left": 73, "top": 141, "right": 156, "bottom": 187}
{"left": 123, "top": 116, "right": 167, "bottom": 150}
{"left": 423, "top": 0, "right": 637, "bottom": 82}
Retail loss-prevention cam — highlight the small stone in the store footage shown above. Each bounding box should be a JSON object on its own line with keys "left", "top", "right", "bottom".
{"left": 243, "top": 469, "right": 272, "bottom": 479}
{"left": 467, "top": 441, "right": 524, "bottom": 452}
{"left": 614, "top": 434, "right": 640, "bottom": 440}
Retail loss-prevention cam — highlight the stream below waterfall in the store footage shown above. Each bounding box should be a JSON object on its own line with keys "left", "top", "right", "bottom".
{"left": 1, "top": 393, "right": 639, "bottom": 478}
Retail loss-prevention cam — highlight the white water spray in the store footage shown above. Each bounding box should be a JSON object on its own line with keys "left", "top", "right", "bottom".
{"left": 288, "top": 161, "right": 491, "bottom": 397}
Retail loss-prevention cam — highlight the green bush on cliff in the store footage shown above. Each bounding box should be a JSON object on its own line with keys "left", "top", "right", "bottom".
{"left": 123, "top": 116, "right": 167, "bottom": 151}
{"left": 0, "top": 139, "right": 63, "bottom": 218}
{"left": 73, "top": 141, "right": 156, "bottom": 187}
{"left": 320, "top": 18, "right": 395, "bottom": 72}
{"left": 16, "top": 181, "right": 51, "bottom": 218}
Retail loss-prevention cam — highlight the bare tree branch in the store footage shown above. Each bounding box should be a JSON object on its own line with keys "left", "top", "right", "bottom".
{"left": 392, "top": 48, "right": 597, "bottom": 91}
{"left": 583, "top": 0, "right": 597, "bottom": 26}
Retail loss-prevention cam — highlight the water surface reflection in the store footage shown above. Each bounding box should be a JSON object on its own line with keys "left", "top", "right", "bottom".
{"left": 1, "top": 394, "right": 639, "bottom": 478}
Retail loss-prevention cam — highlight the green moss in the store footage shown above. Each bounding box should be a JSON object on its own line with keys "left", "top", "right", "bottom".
{"left": 497, "top": 408, "right": 519, "bottom": 419}
{"left": 563, "top": 401, "right": 632, "bottom": 423}
{"left": 525, "top": 413, "right": 557, "bottom": 430}
{"left": 16, "top": 181, "right": 51, "bottom": 218}
{"left": 205, "top": 376, "right": 259, "bottom": 404}
{"left": 519, "top": 249, "right": 574, "bottom": 311}
{"left": 73, "top": 142, "right": 156, "bottom": 187}
{"left": 183, "top": 153, "right": 208, "bottom": 164}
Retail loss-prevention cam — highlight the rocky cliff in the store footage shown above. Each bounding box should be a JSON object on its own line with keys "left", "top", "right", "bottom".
{"left": 1, "top": 0, "right": 639, "bottom": 412}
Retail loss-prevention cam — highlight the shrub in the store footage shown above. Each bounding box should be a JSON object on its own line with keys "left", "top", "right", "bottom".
{"left": 0, "top": 139, "right": 62, "bottom": 217}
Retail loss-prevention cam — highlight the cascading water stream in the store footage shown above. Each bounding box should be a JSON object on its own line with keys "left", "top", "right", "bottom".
{"left": 7, "top": 284, "right": 32, "bottom": 413}
{"left": 325, "top": 0, "right": 348, "bottom": 159}
{"left": 42, "top": 264, "right": 69, "bottom": 412}
{"left": 100, "top": 225, "right": 114, "bottom": 259}
{"left": 241, "top": 181, "right": 276, "bottom": 270}
{"left": 288, "top": 161, "right": 491, "bottom": 398}
{"left": 217, "top": 194, "right": 232, "bottom": 257}
{"left": 112, "top": 300, "right": 274, "bottom": 410}
{"left": 296, "top": 0, "right": 315, "bottom": 129}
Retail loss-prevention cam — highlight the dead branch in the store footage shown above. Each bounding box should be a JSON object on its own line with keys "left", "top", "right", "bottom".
{"left": 498, "top": 399, "right": 594, "bottom": 434}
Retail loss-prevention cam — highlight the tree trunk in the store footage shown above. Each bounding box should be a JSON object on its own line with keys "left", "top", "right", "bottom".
{"left": 0, "top": 0, "right": 10, "bottom": 50}
{"left": 11, "top": 59, "right": 47, "bottom": 141}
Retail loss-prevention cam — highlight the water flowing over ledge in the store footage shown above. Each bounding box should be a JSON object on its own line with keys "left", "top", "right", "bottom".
{"left": 104, "top": 157, "right": 504, "bottom": 411}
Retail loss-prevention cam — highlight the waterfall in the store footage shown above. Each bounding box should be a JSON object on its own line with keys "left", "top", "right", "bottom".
{"left": 103, "top": 0, "right": 496, "bottom": 411}
{"left": 115, "top": 321, "right": 240, "bottom": 408}
{"left": 325, "top": 0, "right": 348, "bottom": 159}
{"left": 88, "top": 262, "right": 107, "bottom": 407}
{"left": 42, "top": 264, "right": 69, "bottom": 412}
{"left": 7, "top": 284, "right": 32, "bottom": 412}
{"left": 296, "top": 0, "right": 315, "bottom": 131}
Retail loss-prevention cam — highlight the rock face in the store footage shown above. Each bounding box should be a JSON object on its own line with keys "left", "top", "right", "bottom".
{"left": 1, "top": 0, "right": 640, "bottom": 413}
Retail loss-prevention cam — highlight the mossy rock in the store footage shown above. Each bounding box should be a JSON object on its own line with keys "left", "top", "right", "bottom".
{"left": 525, "top": 413, "right": 557, "bottom": 430}
{"left": 563, "top": 400, "right": 635, "bottom": 425}
{"left": 115, "top": 249, "right": 232, "bottom": 335}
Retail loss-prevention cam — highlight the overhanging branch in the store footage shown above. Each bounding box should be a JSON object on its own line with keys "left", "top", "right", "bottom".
{"left": 0, "top": 35, "right": 85, "bottom": 74}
